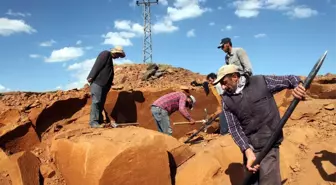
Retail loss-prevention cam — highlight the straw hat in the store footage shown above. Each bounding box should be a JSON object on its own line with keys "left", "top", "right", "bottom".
{"left": 111, "top": 46, "right": 125, "bottom": 57}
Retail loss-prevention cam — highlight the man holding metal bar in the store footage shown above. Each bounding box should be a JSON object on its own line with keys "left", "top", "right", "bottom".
{"left": 213, "top": 64, "right": 307, "bottom": 185}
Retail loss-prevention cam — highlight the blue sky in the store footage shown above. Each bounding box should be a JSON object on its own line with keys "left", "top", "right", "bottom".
{"left": 0, "top": 0, "right": 335, "bottom": 92}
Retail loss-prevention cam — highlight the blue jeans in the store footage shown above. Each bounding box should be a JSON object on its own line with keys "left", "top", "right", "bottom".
{"left": 89, "top": 83, "right": 111, "bottom": 126}
{"left": 151, "top": 106, "right": 172, "bottom": 135}
{"left": 219, "top": 112, "right": 229, "bottom": 135}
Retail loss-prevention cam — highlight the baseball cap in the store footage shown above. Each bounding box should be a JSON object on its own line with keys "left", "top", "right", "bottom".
{"left": 217, "top": 37, "right": 231, "bottom": 49}
{"left": 213, "top": 64, "right": 239, "bottom": 85}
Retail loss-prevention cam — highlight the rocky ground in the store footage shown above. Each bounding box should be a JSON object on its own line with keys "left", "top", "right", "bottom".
{"left": 0, "top": 64, "right": 335, "bottom": 185}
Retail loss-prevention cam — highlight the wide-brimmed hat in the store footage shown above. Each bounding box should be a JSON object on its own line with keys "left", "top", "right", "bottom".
{"left": 213, "top": 64, "right": 239, "bottom": 85}
{"left": 111, "top": 46, "right": 125, "bottom": 57}
{"left": 188, "top": 95, "right": 196, "bottom": 110}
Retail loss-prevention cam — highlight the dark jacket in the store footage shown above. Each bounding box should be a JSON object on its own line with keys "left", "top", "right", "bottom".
{"left": 223, "top": 75, "right": 283, "bottom": 152}
{"left": 87, "top": 50, "right": 114, "bottom": 87}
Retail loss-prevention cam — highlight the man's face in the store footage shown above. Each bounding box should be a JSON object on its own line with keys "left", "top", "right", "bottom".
{"left": 220, "top": 74, "right": 239, "bottom": 93}
{"left": 207, "top": 77, "right": 216, "bottom": 85}
{"left": 186, "top": 98, "right": 193, "bottom": 109}
{"left": 221, "top": 43, "right": 230, "bottom": 53}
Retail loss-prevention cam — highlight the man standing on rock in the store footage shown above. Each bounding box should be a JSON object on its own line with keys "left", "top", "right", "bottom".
{"left": 87, "top": 46, "right": 126, "bottom": 128}
{"left": 151, "top": 92, "right": 197, "bottom": 136}
{"left": 217, "top": 37, "right": 253, "bottom": 76}
{"left": 213, "top": 64, "right": 307, "bottom": 185}
{"left": 206, "top": 73, "right": 229, "bottom": 135}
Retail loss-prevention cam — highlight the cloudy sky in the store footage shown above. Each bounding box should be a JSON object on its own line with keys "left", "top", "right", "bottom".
{"left": 0, "top": 0, "right": 335, "bottom": 92}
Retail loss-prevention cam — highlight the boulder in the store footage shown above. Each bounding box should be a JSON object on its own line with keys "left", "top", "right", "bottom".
{"left": 51, "top": 127, "right": 186, "bottom": 185}
{"left": 0, "top": 151, "right": 40, "bottom": 185}
{"left": 0, "top": 120, "right": 40, "bottom": 154}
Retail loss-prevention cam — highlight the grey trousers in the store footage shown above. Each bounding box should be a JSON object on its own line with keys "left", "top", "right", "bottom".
{"left": 89, "top": 83, "right": 111, "bottom": 126}
{"left": 151, "top": 106, "right": 172, "bottom": 135}
{"left": 243, "top": 147, "right": 282, "bottom": 185}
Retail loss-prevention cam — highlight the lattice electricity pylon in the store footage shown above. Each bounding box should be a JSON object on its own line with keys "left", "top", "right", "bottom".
{"left": 136, "top": 0, "right": 158, "bottom": 64}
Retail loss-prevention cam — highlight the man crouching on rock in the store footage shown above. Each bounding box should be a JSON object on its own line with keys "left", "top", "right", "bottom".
{"left": 87, "top": 46, "right": 126, "bottom": 128}
{"left": 213, "top": 64, "right": 307, "bottom": 185}
{"left": 151, "top": 92, "right": 196, "bottom": 136}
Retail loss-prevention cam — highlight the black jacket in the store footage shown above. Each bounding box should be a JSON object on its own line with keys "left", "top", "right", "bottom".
{"left": 87, "top": 50, "right": 114, "bottom": 87}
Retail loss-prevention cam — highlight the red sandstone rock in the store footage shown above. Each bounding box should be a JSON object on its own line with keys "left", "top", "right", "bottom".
{"left": 0, "top": 151, "right": 40, "bottom": 185}
{"left": 51, "top": 127, "right": 186, "bottom": 185}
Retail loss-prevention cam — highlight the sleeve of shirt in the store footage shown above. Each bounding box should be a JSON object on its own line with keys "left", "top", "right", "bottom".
{"left": 178, "top": 94, "right": 192, "bottom": 121}
{"left": 222, "top": 100, "right": 250, "bottom": 152}
{"left": 87, "top": 51, "right": 109, "bottom": 80}
{"left": 237, "top": 48, "right": 253, "bottom": 76}
{"left": 264, "top": 75, "right": 302, "bottom": 94}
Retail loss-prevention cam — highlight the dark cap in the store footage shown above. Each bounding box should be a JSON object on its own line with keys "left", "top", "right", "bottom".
{"left": 217, "top": 37, "right": 231, "bottom": 49}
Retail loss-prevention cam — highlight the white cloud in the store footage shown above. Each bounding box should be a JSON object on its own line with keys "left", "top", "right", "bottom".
{"left": 231, "top": 0, "right": 317, "bottom": 18}
{"left": 114, "top": 20, "right": 143, "bottom": 35}
{"left": 55, "top": 86, "right": 62, "bottom": 90}
{"left": 186, "top": 29, "right": 195, "bottom": 37}
{"left": 218, "top": 6, "right": 223, "bottom": 10}
{"left": 29, "top": 54, "right": 41, "bottom": 58}
{"left": 209, "top": 22, "right": 215, "bottom": 26}
{"left": 6, "top": 9, "right": 31, "bottom": 17}
{"left": 40, "top": 39, "right": 56, "bottom": 47}
{"left": 84, "top": 46, "right": 93, "bottom": 50}
{"left": 0, "top": 18, "right": 36, "bottom": 36}
{"left": 234, "top": 35, "right": 240, "bottom": 38}
{"left": 233, "top": 0, "right": 262, "bottom": 18}
{"left": 160, "top": 0, "right": 168, "bottom": 6}
{"left": 254, "top": 33, "right": 267, "bottom": 38}
{"left": 285, "top": 6, "right": 318, "bottom": 18}
{"left": 226, "top": 24, "right": 233, "bottom": 30}
{"left": 115, "top": 58, "right": 134, "bottom": 65}
{"left": 167, "top": 0, "right": 211, "bottom": 22}
{"left": 102, "top": 31, "right": 136, "bottom": 46}
{"left": 152, "top": 19, "right": 179, "bottom": 34}
{"left": 45, "top": 47, "right": 84, "bottom": 62}
{"left": 0, "top": 84, "right": 10, "bottom": 92}
{"left": 76, "top": 40, "right": 82, "bottom": 45}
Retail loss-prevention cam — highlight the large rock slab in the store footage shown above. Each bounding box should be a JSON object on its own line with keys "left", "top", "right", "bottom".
{"left": 51, "top": 127, "right": 187, "bottom": 185}
{"left": 0, "top": 151, "right": 41, "bottom": 185}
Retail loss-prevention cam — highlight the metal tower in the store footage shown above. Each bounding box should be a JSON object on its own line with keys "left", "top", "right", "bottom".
{"left": 136, "top": 0, "right": 158, "bottom": 63}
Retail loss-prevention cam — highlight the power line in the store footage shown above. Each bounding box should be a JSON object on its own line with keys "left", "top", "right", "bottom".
{"left": 136, "top": 0, "right": 158, "bottom": 64}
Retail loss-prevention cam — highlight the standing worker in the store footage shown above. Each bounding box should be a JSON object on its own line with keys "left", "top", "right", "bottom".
{"left": 151, "top": 92, "right": 197, "bottom": 136}
{"left": 206, "top": 72, "right": 229, "bottom": 135}
{"left": 217, "top": 37, "right": 253, "bottom": 76}
{"left": 213, "top": 64, "right": 306, "bottom": 185}
{"left": 87, "top": 46, "right": 126, "bottom": 128}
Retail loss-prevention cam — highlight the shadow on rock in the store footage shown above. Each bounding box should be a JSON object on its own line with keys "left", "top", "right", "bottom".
{"left": 312, "top": 150, "right": 336, "bottom": 182}
{"left": 35, "top": 98, "right": 88, "bottom": 139}
{"left": 110, "top": 91, "right": 145, "bottom": 123}
{"left": 225, "top": 163, "right": 244, "bottom": 185}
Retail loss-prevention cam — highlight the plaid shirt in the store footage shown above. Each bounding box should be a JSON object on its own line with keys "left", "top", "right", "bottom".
{"left": 222, "top": 75, "right": 301, "bottom": 152}
{"left": 152, "top": 92, "right": 192, "bottom": 121}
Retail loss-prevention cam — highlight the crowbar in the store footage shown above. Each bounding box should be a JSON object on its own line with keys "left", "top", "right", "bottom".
{"left": 241, "top": 51, "right": 328, "bottom": 185}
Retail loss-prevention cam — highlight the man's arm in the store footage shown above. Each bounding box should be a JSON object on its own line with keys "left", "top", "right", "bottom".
{"left": 222, "top": 101, "right": 250, "bottom": 152}
{"left": 264, "top": 75, "right": 302, "bottom": 94}
{"left": 87, "top": 51, "right": 110, "bottom": 81}
{"left": 178, "top": 94, "right": 192, "bottom": 121}
{"left": 237, "top": 48, "right": 253, "bottom": 76}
